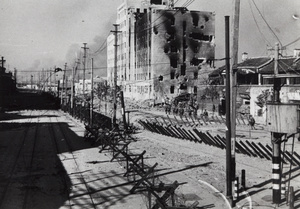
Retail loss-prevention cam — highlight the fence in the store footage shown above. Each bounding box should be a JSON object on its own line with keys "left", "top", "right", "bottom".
{"left": 138, "top": 120, "right": 300, "bottom": 166}
{"left": 61, "top": 103, "right": 199, "bottom": 209}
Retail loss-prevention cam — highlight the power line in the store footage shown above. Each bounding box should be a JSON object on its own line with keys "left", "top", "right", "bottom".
{"left": 278, "top": 59, "right": 300, "bottom": 75}
{"left": 283, "top": 36, "right": 300, "bottom": 48}
{"left": 247, "top": 0, "right": 271, "bottom": 47}
{"left": 89, "top": 31, "right": 111, "bottom": 55}
{"left": 250, "top": 0, "right": 282, "bottom": 47}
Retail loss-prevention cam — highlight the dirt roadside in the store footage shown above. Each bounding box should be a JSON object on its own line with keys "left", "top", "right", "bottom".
{"left": 0, "top": 109, "right": 299, "bottom": 209}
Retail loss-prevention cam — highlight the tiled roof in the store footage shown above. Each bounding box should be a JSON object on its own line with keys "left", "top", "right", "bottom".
{"left": 209, "top": 57, "right": 300, "bottom": 77}
{"left": 237, "top": 57, "right": 272, "bottom": 69}
{"left": 259, "top": 57, "right": 300, "bottom": 74}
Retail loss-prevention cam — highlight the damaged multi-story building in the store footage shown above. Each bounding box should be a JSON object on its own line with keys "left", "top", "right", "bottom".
{"left": 107, "top": 0, "right": 215, "bottom": 103}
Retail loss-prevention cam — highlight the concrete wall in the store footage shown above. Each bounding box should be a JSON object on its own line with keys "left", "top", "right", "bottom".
{"left": 249, "top": 85, "right": 300, "bottom": 124}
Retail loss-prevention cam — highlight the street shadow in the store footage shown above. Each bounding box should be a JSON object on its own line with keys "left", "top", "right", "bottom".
{"left": 69, "top": 162, "right": 213, "bottom": 208}
{"left": 241, "top": 165, "right": 300, "bottom": 205}
{"left": 0, "top": 112, "right": 58, "bottom": 122}
{"left": 0, "top": 122, "right": 74, "bottom": 209}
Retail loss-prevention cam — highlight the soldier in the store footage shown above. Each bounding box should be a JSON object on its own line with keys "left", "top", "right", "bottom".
{"left": 248, "top": 114, "right": 255, "bottom": 129}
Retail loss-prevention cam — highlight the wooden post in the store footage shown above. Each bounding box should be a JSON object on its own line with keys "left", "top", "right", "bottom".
{"left": 241, "top": 169, "right": 246, "bottom": 189}
{"left": 231, "top": 0, "right": 240, "bottom": 203}
{"left": 225, "top": 16, "right": 233, "bottom": 205}
{"left": 289, "top": 186, "right": 294, "bottom": 209}
{"left": 111, "top": 24, "right": 120, "bottom": 128}
{"left": 90, "top": 58, "right": 94, "bottom": 126}
{"left": 120, "top": 90, "right": 127, "bottom": 130}
{"left": 272, "top": 43, "right": 282, "bottom": 205}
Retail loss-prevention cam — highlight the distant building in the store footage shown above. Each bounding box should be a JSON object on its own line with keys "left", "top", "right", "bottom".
{"left": 208, "top": 50, "right": 300, "bottom": 123}
{"left": 209, "top": 50, "right": 300, "bottom": 85}
{"left": 75, "top": 77, "right": 107, "bottom": 96}
{"left": 107, "top": 0, "right": 215, "bottom": 103}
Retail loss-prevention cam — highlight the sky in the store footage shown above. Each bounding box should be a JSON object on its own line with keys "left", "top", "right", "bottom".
{"left": 0, "top": 0, "right": 300, "bottom": 82}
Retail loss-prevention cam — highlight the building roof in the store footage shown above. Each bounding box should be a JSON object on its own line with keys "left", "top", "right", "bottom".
{"left": 209, "top": 56, "right": 300, "bottom": 77}
{"left": 237, "top": 57, "right": 272, "bottom": 69}
{"left": 259, "top": 57, "right": 300, "bottom": 74}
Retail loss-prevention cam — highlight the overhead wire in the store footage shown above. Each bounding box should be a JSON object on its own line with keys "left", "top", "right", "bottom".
{"left": 247, "top": 0, "right": 272, "bottom": 47}
{"left": 278, "top": 59, "right": 300, "bottom": 75}
{"left": 250, "top": 0, "right": 283, "bottom": 48}
{"left": 89, "top": 31, "right": 111, "bottom": 55}
{"left": 283, "top": 36, "right": 300, "bottom": 48}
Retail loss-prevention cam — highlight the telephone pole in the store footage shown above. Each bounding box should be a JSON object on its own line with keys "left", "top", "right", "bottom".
{"left": 71, "top": 65, "right": 75, "bottom": 109}
{"left": 225, "top": 16, "right": 233, "bottom": 206}
{"left": 230, "top": 0, "right": 240, "bottom": 205}
{"left": 272, "top": 42, "right": 282, "bottom": 204}
{"left": 61, "top": 63, "right": 67, "bottom": 105}
{"left": 82, "top": 43, "right": 89, "bottom": 96}
{"left": 90, "top": 58, "right": 94, "bottom": 126}
{"left": 111, "top": 24, "right": 121, "bottom": 128}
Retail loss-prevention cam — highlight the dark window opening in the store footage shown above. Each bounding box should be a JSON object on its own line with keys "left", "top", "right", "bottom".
{"left": 181, "top": 64, "right": 186, "bottom": 75}
{"left": 153, "top": 26, "right": 158, "bottom": 34}
{"left": 189, "top": 32, "right": 210, "bottom": 41}
{"left": 170, "top": 85, "right": 175, "bottom": 94}
{"left": 170, "top": 70, "right": 175, "bottom": 79}
{"left": 170, "top": 58, "right": 178, "bottom": 68}
{"left": 193, "top": 86, "right": 197, "bottom": 94}
{"left": 194, "top": 71, "right": 198, "bottom": 79}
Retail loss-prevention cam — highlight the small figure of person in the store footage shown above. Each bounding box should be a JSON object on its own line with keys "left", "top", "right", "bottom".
{"left": 203, "top": 109, "right": 208, "bottom": 120}
{"left": 212, "top": 104, "right": 216, "bottom": 115}
{"left": 248, "top": 114, "right": 255, "bottom": 129}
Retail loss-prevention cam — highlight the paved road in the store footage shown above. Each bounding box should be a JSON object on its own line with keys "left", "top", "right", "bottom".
{"left": 0, "top": 110, "right": 144, "bottom": 209}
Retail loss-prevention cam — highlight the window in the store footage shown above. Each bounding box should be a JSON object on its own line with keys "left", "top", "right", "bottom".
{"left": 170, "top": 85, "right": 175, "bottom": 94}
{"left": 170, "top": 58, "right": 177, "bottom": 68}
{"left": 170, "top": 70, "right": 175, "bottom": 79}
{"left": 194, "top": 86, "right": 197, "bottom": 94}
{"left": 194, "top": 71, "right": 198, "bottom": 79}
{"left": 181, "top": 64, "right": 186, "bottom": 75}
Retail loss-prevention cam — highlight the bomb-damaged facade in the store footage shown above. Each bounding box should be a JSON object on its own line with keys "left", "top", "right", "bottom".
{"left": 108, "top": 1, "right": 215, "bottom": 103}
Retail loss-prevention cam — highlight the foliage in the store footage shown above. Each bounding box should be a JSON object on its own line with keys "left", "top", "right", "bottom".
{"left": 256, "top": 89, "right": 271, "bottom": 108}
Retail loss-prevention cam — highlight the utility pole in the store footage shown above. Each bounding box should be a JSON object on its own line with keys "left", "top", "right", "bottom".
{"left": 225, "top": 16, "right": 233, "bottom": 206}
{"left": 111, "top": 24, "right": 121, "bottom": 128}
{"left": 272, "top": 42, "right": 282, "bottom": 204}
{"left": 71, "top": 65, "right": 75, "bottom": 109}
{"left": 90, "top": 58, "right": 94, "bottom": 126}
{"left": 82, "top": 43, "right": 89, "bottom": 96}
{"left": 61, "top": 63, "right": 67, "bottom": 106}
{"left": 230, "top": 0, "right": 240, "bottom": 205}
